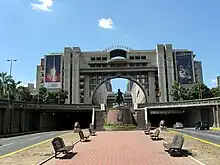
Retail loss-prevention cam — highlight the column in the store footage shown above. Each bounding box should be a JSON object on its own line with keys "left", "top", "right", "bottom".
{"left": 20, "top": 109, "right": 26, "bottom": 132}
{"left": 92, "top": 108, "right": 95, "bottom": 126}
{"left": 71, "top": 47, "right": 80, "bottom": 104}
{"left": 144, "top": 107, "right": 148, "bottom": 125}
{"left": 148, "top": 72, "right": 156, "bottom": 103}
{"left": 212, "top": 106, "right": 217, "bottom": 127}
{"left": 156, "top": 45, "right": 167, "bottom": 102}
{"left": 216, "top": 105, "right": 220, "bottom": 128}
{"left": 165, "top": 44, "right": 175, "bottom": 102}
{"left": 3, "top": 108, "right": 10, "bottom": 134}
{"left": 64, "top": 47, "right": 72, "bottom": 104}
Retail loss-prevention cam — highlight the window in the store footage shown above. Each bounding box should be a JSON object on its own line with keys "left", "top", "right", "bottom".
{"left": 102, "top": 57, "right": 107, "bottom": 60}
{"left": 90, "top": 64, "right": 95, "bottom": 67}
{"left": 129, "top": 56, "right": 134, "bottom": 60}
{"left": 96, "top": 57, "right": 101, "bottom": 60}
{"left": 103, "top": 64, "right": 107, "bottom": 67}
{"left": 135, "top": 56, "right": 140, "bottom": 60}
{"left": 96, "top": 64, "right": 101, "bottom": 67}
{"left": 142, "top": 63, "right": 147, "bottom": 66}
{"left": 91, "top": 57, "right": 95, "bottom": 61}
{"left": 141, "top": 56, "right": 146, "bottom": 59}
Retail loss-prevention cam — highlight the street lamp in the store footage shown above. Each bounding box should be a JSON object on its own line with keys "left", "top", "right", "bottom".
{"left": 7, "top": 59, "right": 17, "bottom": 76}
{"left": 6, "top": 59, "right": 17, "bottom": 134}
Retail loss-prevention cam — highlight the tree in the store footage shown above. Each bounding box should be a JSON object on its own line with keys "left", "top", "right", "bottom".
{"left": 0, "top": 72, "right": 13, "bottom": 99}
{"left": 189, "top": 83, "right": 213, "bottom": 99}
{"left": 170, "top": 81, "right": 189, "bottom": 101}
{"left": 210, "top": 87, "right": 220, "bottom": 97}
{"left": 6, "top": 79, "right": 22, "bottom": 100}
{"left": 57, "top": 90, "right": 68, "bottom": 104}
{"left": 17, "top": 86, "right": 33, "bottom": 101}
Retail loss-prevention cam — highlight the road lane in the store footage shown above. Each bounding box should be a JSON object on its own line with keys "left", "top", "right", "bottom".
{"left": 173, "top": 128, "right": 220, "bottom": 145}
{"left": 0, "top": 131, "right": 69, "bottom": 156}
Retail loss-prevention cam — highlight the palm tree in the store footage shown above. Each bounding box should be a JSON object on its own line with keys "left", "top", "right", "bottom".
{"left": 7, "top": 79, "right": 22, "bottom": 100}
{"left": 0, "top": 72, "right": 13, "bottom": 99}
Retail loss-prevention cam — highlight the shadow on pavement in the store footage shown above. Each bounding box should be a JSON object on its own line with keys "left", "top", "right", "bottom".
{"left": 58, "top": 152, "right": 78, "bottom": 159}
{"left": 166, "top": 149, "right": 193, "bottom": 157}
{"left": 151, "top": 137, "right": 164, "bottom": 141}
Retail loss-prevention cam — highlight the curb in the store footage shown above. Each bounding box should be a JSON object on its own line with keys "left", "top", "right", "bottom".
{"left": 169, "top": 130, "right": 220, "bottom": 148}
{"left": 188, "top": 156, "right": 206, "bottom": 165}
{"left": 210, "top": 127, "right": 220, "bottom": 131}
{"left": 0, "top": 131, "right": 70, "bottom": 159}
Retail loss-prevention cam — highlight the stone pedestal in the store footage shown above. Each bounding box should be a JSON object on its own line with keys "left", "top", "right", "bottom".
{"left": 106, "top": 106, "right": 133, "bottom": 125}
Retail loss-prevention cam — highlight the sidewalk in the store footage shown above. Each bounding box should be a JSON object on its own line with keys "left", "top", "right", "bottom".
{"left": 46, "top": 131, "right": 200, "bottom": 165}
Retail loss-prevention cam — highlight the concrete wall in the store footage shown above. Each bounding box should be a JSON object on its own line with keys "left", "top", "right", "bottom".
{"left": 131, "top": 83, "right": 145, "bottom": 104}
{"left": 93, "top": 83, "right": 109, "bottom": 104}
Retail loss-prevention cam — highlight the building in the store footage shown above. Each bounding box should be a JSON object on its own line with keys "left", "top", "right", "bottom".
{"left": 217, "top": 76, "right": 220, "bottom": 88}
{"left": 194, "top": 61, "right": 203, "bottom": 83}
{"left": 36, "top": 44, "right": 203, "bottom": 104}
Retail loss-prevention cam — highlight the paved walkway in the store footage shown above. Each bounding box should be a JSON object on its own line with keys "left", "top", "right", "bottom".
{"left": 47, "top": 131, "right": 200, "bottom": 165}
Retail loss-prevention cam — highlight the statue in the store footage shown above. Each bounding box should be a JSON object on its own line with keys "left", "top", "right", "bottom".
{"left": 115, "top": 89, "right": 124, "bottom": 106}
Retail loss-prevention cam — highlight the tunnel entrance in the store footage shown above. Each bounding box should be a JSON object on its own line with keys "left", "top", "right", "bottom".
{"left": 148, "top": 109, "right": 189, "bottom": 128}
{"left": 39, "top": 111, "right": 92, "bottom": 131}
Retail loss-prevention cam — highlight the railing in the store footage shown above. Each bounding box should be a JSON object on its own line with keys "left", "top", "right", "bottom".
{"left": 1, "top": 97, "right": 220, "bottom": 110}
{"left": 138, "top": 97, "right": 220, "bottom": 109}
{"left": 0, "top": 99, "right": 99, "bottom": 110}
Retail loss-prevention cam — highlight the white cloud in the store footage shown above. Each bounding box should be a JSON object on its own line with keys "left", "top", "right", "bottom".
{"left": 98, "top": 18, "right": 115, "bottom": 29}
{"left": 31, "top": 0, "right": 53, "bottom": 12}
{"left": 212, "top": 79, "right": 217, "bottom": 87}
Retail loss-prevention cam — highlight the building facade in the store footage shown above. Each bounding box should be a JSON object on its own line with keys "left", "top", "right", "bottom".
{"left": 36, "top": 44, "right": 203, "bottom": 104}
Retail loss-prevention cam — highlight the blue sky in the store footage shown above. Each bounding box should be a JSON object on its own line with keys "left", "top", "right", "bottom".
{"left": 0, "top": 0, "right": 220, "bottom": 92}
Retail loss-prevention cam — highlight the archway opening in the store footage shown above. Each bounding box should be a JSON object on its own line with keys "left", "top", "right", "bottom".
{"left": 91, "top": 76, "right": 147, "bottom": 107}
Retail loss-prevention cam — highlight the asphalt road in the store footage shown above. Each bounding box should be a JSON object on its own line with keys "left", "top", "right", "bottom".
{"left": 173, "top": 128, "right": 220, "bottom": 145}
{"left": 0, "top": 130, "right": 69, "bottom": 156}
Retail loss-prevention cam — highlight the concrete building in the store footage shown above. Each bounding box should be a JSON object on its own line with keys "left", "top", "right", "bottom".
{"left": 194, "top": 61, "right": 203, "bottom": 83}
{"left": 36, "top": 44, "right": 203, "bottom": 104}
{"left": 217, "top": 76, "right": 220, "bottom": 88}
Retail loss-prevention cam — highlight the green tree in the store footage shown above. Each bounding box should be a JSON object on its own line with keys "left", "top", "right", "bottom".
{"left": 170, "top": 81, "right": 188, "bottom": 101}
{"left": 17, "top": 86, "right": 33, "bottom": 101}
{"left": 0, "top": 72, "right": 13, "bottom": 99}
{"left": 210, "top": 87, "right": 220, "bottom": 97}
{"left": 190, "top": 83, "right": 213, "bottom": 99}
{"left": 57, "top": 90, "right": 68, "bottom": 104}
{"left": 6, "top": 79, "right": 22, "bottom": 100}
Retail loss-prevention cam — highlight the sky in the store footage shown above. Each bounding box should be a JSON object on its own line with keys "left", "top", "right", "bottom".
{"left": 0, "top": 0, "right": 220, "bottom": 92}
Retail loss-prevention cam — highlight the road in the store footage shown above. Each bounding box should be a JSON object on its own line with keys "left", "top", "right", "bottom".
{"left": 173, "top": 128, "right": 220, "bottom": 145}
{"left": 0, "top": 131, "right": 69, "bottom": 156}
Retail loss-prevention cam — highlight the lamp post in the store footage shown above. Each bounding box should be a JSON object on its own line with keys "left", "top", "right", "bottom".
{"left": 6, "top": 59, "right": 17, "bottom": 134}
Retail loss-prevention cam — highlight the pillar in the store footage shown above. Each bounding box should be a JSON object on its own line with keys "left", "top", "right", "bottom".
{"left": 212, "top": 106, "right": 217, "bottom": 127}
{"left": 92, "top": 108, "right": 95, "bottom": 126}
{"left": 156, "top": 45, "right": 167, "bottom": 102}
{"left": 148, "top": 72, "right": 156, "bottom": 103}
{"left": 3, "top": 108, "right": 10, "bottom": 134}
{"left": 20, "top": 109, "right": 26, "bottom": 132}
{"left": 216, "top": 105, "right": 220, "bottom": 128}
{"left": 144, "top": 107, "right": 148, "bottom": 125}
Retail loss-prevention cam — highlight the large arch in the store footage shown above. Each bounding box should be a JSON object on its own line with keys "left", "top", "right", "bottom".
{"left": 91, "top": 75, "right": 148, "bottom": 105}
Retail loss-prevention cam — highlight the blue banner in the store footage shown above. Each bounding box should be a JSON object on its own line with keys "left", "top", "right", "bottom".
{"left": 176, "top": 53, "right": 194, "bottom": 84}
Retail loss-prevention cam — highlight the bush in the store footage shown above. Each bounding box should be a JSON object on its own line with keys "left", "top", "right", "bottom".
{"left": 104, "top": 123, "right": 137, "bottom": 131}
